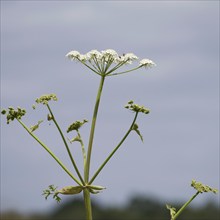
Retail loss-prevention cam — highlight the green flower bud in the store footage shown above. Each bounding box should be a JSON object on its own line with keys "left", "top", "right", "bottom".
{"left": 35, "top": 94, "right": 58, "bottom": 105}
{"left": 125, "top": 100, "right": 150, "bottom": 114}
{"left": 67, "top": 119, "right": 88, "bottom": 133}
{"left": 2, "top": 106, "right": 26, "bottom": 124}
{"left": 47, "top": 114, "right": 53, "bottom": 121}
{"left": 191, "top": 180, "right": 218, "bottom": 194}
{"left": 128, "top": 100, "right": 134, "bottom": 104}
{"left": 1, "top": 109, "right": 7, "bottom": 115}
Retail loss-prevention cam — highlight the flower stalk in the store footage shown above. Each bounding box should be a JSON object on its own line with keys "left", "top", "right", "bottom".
{"left": 2, "top": 49, "right": 157, "bottom": 220}
{"left": 167, "top": 180, "right": 218, "bottom": 220}
{"left": 85, "top": 75, "right": 105, "bottom": 183}
{"left": 89, "top": 111, "right": 139, "bottom": 185}
{"left": 46, "top": 104, "right": 85, "bottom": 185}
{"left": 17, "top": 119, "right": 82, "bottom": 186}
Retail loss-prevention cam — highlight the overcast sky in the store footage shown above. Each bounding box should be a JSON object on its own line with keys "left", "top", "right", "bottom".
{"left": 1, "top": 0, "right": 219, "bottom": 214}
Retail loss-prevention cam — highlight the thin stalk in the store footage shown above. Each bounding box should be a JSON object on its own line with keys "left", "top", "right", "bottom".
{"left": 17, "top": 119, "right": 82, "bottom": 186}
{"left": 107, "top": 65, "right": 142, "bottom": 76}
{"left": 84, "top": 75, "right": 105, "bottom": 182}
{"left": 77, "top": 130, "right": 87, "bottom": 168}
{"left": 83, "top": 189, "right": 93, "bottom": 220}
{"left": 105, "top": 60, "right": 128, "bottom": 75}
{"left": 77, "top": 58, "right": 102, "bottom": 76}
{"left": 46, "top": 104, "right": 84, "bottom": 185}
{"left": 173, "top": 191, "right": 200, "bottom": 220}
{"left": 89, "top": 112, "right": 138, "bottom": 185}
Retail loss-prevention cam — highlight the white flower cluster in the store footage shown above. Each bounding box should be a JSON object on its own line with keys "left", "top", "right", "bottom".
{"left": 66, "top": 49, "right": 155, "bottom": 76}
{"left": 139, "top": 58, "right": 156, "bottom": 68}
{"left": 66, "top": 49, "right": 139, "bottom": 65}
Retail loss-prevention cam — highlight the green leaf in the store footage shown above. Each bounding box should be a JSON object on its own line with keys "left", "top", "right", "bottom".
{"left": 166, "top": 204, "right": 176, "bottom": 220}
{"left": 57, "top": 186, "right": 83, "bottom": 195}
{"left": 87, "top": 185, "right": 106, "bottom": 194}
{"left": 30, "top": 120, "right": 43, "bottom": 132}
{"left": 68, "top": 136, "right": 82, "bottom": 144}
{"left": 132, "top": 123, "right": 143, "bottom": 142}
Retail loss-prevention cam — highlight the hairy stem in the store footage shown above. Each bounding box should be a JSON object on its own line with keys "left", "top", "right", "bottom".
{"left": 84, "top": 75, "right": 105, "bottom": 182}
{"left": 46, "top": 104, "right": 84, "bottom": 185}
{"left": 17, "top": 119, "right": 82, "bottom": 186}
{"left": 89, "top": 112, "right": 138, "bottom": 185}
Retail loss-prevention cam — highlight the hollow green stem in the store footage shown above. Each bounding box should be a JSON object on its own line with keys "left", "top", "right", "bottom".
{"left": 83, "top": 189, "right": 93, "bottom": 220}
{"left": 46, "top": 104, "right": 84, "bottom": 185}
{"left": 84, "top": 75, "right": 105, "bottom": 182}
{"left": 17, "top": 119, "right": 82, "bottom": 186}
{"left": 89, "top": 112, "right": 138, "bottom": 185}
{"left": 173, "top": 191, "right": 200, "bottom": 220}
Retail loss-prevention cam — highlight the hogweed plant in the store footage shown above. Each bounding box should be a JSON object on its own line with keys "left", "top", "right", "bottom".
{"left": 1, "top": 49, "right": 218, "bottom": 220}
{"left": 166, "top": 180, "right": 218, "bottom": 220}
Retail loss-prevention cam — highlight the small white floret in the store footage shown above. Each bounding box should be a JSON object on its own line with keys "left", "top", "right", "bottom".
{"left": 139, "top": 59, "right": 156, "bottom": 67}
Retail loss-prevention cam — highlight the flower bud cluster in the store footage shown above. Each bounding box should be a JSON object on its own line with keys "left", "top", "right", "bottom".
{"left": 191, "top": 180, "right": 218, "bottom": 194}
{"left": 35, "top": 94, "right": 58, "bottom": 105}
{"left": 1, "top": 107, "right": 26, "bottom": 124}
{"left": 125, "top": 100, "right": 150, "bottom": 114}
{"left": 67, "top": 119, "right": 88, "bottom": 133}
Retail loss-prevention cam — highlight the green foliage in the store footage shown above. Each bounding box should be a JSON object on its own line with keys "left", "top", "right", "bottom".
{"left": 1, "top": 196, "right": 219, "bottom": 220}
{"left": 42, "top": 185, "right": 61, "bottom": 203}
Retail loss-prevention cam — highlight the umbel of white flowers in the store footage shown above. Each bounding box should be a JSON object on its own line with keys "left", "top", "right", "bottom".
{"left": 66, "top": 49, "right": 155, "bottom": 76}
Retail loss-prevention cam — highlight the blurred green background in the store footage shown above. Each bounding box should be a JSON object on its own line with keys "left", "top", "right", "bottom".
{"left": 1, "top": 195, "right": 219, "bottom": 220}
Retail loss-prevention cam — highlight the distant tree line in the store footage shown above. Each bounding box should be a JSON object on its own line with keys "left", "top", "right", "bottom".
{"left": 1, "top": 196, "right": 219, "bottom": 220}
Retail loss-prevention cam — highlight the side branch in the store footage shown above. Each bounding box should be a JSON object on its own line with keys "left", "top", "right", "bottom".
{"left": 17, "top": 119, "right": 83, "bottom": 186}
{"left": 46, "top": 104, "right": 84, "bottom": 185}
{"left": 89, "top": 112, "right": 139, "bottom": 185}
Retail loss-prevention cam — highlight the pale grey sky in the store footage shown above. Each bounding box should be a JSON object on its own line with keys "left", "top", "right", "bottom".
{"left": 1, "top": 0, "right": 219, "bottom": 214}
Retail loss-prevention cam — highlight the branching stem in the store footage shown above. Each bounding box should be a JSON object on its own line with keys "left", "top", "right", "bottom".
{"left": 46, "top": 104, "right": 84, "bottom": 185}
{"left": 89, "top": 112, "right": 138, "bottom": 185}
{"left": 173, "top": 191, "right": 200, "bottom": 220}
{"left": 17, "top": 119, "right": 82, "bottom": 186}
